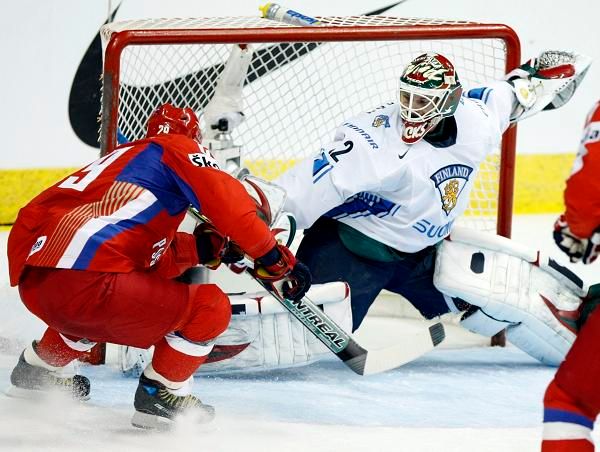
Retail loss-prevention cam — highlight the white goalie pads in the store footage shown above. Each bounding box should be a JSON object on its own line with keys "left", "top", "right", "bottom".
{"left": 119, "top": 282, "right": 352, "bottom": 376}
{"left": 507, "top": 50, "right": 591, "bottom": 123}
{"left": 434, "top": 226, "right": 586, "bottom": 366}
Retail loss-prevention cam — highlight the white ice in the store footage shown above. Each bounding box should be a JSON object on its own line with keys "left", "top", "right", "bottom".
{"left": 0, "top": 215, "right": 598, "bottom": 452}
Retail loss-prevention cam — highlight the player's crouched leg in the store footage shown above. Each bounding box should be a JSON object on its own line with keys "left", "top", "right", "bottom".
{"left": 132, "top": 284, "right": 231, "bottom": 430}
{"left": 542, "top": 380, "right": 595, "bottom": 452}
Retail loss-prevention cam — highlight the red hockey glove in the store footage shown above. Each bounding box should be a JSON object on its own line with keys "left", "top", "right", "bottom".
{"left": 553, "top": 214, "right": 600, "bottom": 264}
{"left": 253, "top": 244, "right": 312, "bottom": 301}
{"left": 194, "top": 223, "right": 245, "bottom": 270}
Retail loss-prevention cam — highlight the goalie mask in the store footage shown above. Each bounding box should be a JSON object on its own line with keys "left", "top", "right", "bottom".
{"left": 146, "top": 103, "right": 202, "bottom": 143}
{"left": 398, "top": 53, "right": 463, "bottom": 144}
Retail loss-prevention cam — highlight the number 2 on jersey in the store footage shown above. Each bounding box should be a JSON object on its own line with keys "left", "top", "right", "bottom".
{"left": 329, "top": 140, "right": 353, "bottom": 162}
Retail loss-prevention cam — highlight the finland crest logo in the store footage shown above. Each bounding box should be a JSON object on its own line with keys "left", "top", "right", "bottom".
{"left": 430, "top": 164, "right": 473, "bottom": 215}
{"left": 372, "top": 114, "right": 390, "bottom": 128}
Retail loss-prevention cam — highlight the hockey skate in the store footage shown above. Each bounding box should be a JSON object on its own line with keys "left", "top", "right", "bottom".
{"left": 131, "top": 374, "right": 215, "bottom": 430}
{"left": 8, "top": 343, "right": 90, "bottom": 401}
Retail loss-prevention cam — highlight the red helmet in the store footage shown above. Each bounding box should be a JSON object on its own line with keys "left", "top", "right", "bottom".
{"left": 146, "top": 103, "right": 202, "bottom": 142}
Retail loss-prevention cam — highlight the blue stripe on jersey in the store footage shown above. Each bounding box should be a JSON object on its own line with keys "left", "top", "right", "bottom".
{"left": 543, "top": 408, "right": 594, "bottom": 429}
{"left": 116, "top": 143, "right": 192, "bottom": 215}
{"left": 117, "top": 128, "right": 130, "bottom": 145}
{"left": 162, "top": 164, "right": 202, "bottom": 212}
{"left": 467, "top": 87, "right": 486, "bottom": 101}
{"left": 483, "top": 88, "right": 493, "bottom": 104}
{"left": 72, "top": 200, "right": 164, "bottom": 270}
{"left": 314, "top": 166, "right": 333, "bottom": 183}
{"left": 325, "top": 192, "right": 400, "bottom": 220}
{"left": 313, "top": 151, "right": 330, "bottom": 177}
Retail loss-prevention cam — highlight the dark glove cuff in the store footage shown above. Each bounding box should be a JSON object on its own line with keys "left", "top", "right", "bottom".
{"left": 196, "top": 236, "right": 215, "bottom": 264}
{"left": 256, "top": 246, "right": 281, "bottom": 267}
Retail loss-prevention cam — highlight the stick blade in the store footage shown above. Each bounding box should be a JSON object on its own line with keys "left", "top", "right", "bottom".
{"left": 360, "top": 322, "right": 446, "bottom": 376}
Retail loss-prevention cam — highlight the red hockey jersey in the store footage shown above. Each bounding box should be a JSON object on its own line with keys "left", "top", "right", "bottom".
{"left": 563, "top": 100, "right": 600, "bottom": 238}
{"left": 8, "top": 135, "right": 275, "bottom": 286}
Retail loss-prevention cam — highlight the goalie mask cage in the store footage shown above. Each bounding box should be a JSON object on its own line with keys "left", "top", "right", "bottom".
{"left": 100, "top": 16, "right": 520, "bottom": 238}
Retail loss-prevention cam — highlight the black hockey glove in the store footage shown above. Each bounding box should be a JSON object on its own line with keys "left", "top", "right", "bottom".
{"left": 253, "top": 244, "right": 312, "bottom": 301}
{"left": 553, "top": 214, "right": 600, "bottom": 265}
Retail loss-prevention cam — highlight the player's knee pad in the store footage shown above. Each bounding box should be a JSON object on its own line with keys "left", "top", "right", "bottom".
{"left": 181, "top": 283, "right": 232, "bottom": 342}
{"left": 434, "top": 226, "right": 585, "bottom": 366}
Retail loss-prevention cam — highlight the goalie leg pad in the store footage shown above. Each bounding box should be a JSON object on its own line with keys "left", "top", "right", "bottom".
{"left": 195, "top": 282, "right": 352, "bottom": 373}
{"left": 434, "top": 227, "right": 582, "bottom": 366}
{"left": 459, "top": 306, "right": 513, "bottom": 337}
{"left": 505, "top": 324, "right": 571, "bottom": 367}
{"left": 119, "top": 282, "right": 352, "bottom": 376}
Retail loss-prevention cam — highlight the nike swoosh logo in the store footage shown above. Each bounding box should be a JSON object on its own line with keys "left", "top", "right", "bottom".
{"left": 69, "top": 2, "right": 405, "bottom": 148}
{"left": 398, "top": 149, "right": 410, "bottom": 159}
{"left": 69, "top": 2, "right": 122, "bottom": 147}
{"left": 204, "top": 343, "right": 251, "bottom": 364}
{"left": 540, "top": 294, "right": 579, "bottom": 334}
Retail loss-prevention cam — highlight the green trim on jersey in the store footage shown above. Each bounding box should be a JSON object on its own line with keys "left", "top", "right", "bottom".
{"left": 337, "top": 222, "right": 406, "bottom": 262}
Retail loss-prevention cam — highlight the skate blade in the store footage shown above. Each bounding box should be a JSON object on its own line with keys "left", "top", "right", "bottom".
{"left": 131, "top": 407, "right": 215, "bottom": 431}
{"left": 4, "top": 385, "right": 90, "bottom": 401}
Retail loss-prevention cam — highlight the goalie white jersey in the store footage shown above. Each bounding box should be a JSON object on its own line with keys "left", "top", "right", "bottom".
{"left": 276, "top": 81, "right": 514, "bottom": 252}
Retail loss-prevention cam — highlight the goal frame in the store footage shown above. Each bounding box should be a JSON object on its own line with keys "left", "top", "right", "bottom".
{"left": 100, "top": 20, "right": 520, "bottom": 238}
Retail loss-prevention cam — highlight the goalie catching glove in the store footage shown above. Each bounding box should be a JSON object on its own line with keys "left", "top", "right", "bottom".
{"left": 506, "top": 50, "right": 591, "bottom": 123}
{"left": 252, "top": 244, "right": 312, "bottom": 301}
{"left": 553, "top": 214, "right": 600, "bottom": 265}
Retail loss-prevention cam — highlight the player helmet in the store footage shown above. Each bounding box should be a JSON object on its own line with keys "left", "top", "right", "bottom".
{"left": 146, "top": 103, "right": 202, "bottom": 142}
{"left": 398, "top": 53, "right": 463, "bottom": 144}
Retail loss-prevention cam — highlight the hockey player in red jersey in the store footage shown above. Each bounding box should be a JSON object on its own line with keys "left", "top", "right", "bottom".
{"left": 554, "top": 99, "right": 600, "bottom": 265}
{"left": 6, "top": 103, "right": 311, "bottom": 430}
{"left": 543, "top": 101, "right": 600, "bottom": 451}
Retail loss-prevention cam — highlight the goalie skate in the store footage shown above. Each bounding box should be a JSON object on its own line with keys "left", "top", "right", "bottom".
{"left": 7, "top": 344, "right": 90, "bottom": 401}
{"left": 131, "top": 374, "right": 215, "bottom": 430}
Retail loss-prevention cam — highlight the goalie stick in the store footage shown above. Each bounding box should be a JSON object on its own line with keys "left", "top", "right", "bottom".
{"left": 188, "top": 207, "right": 446, "bottom": 375}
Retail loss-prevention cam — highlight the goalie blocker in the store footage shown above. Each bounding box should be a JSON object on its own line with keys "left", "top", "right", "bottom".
{"left": 434, "top": 226, "right": 586, "bottom": 366}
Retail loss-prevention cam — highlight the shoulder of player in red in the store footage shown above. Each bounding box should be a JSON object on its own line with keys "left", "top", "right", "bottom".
{"left": 563, "top": 100, "right": 600, "bottom": 238}
{"left": 584, "top": 100, "right": 600, "bottom": 127}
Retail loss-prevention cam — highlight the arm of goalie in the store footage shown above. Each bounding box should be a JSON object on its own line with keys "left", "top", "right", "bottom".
{"left": 507, "top": 50, "right": 592, "bottom": 123}
{"left": 433, "top": 226, "right": 586, "bottom": 366}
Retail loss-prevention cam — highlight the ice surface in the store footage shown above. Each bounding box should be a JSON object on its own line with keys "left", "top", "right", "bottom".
{"left": 0, "top": 347, "right": 555, "bottom": 452}
{"left": 0, "top": 215, "right": 598, "bottom": 451}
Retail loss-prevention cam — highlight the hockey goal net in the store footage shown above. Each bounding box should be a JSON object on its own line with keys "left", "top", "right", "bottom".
{"left": 99, "top": 16, "right": 520, "bottom": 346}
{"left": 100, "top": 15, "right": 519, "bottom": 234}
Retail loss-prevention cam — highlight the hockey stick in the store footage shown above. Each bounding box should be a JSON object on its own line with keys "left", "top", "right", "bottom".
{"left": 259, "top": 1, "right": 410, "bottom": 26}
{"left": 253, "top": 276, "right": 445, "bottom": 375}
{"left": 188, "top": 207, "right": 446, "bottom": 375}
